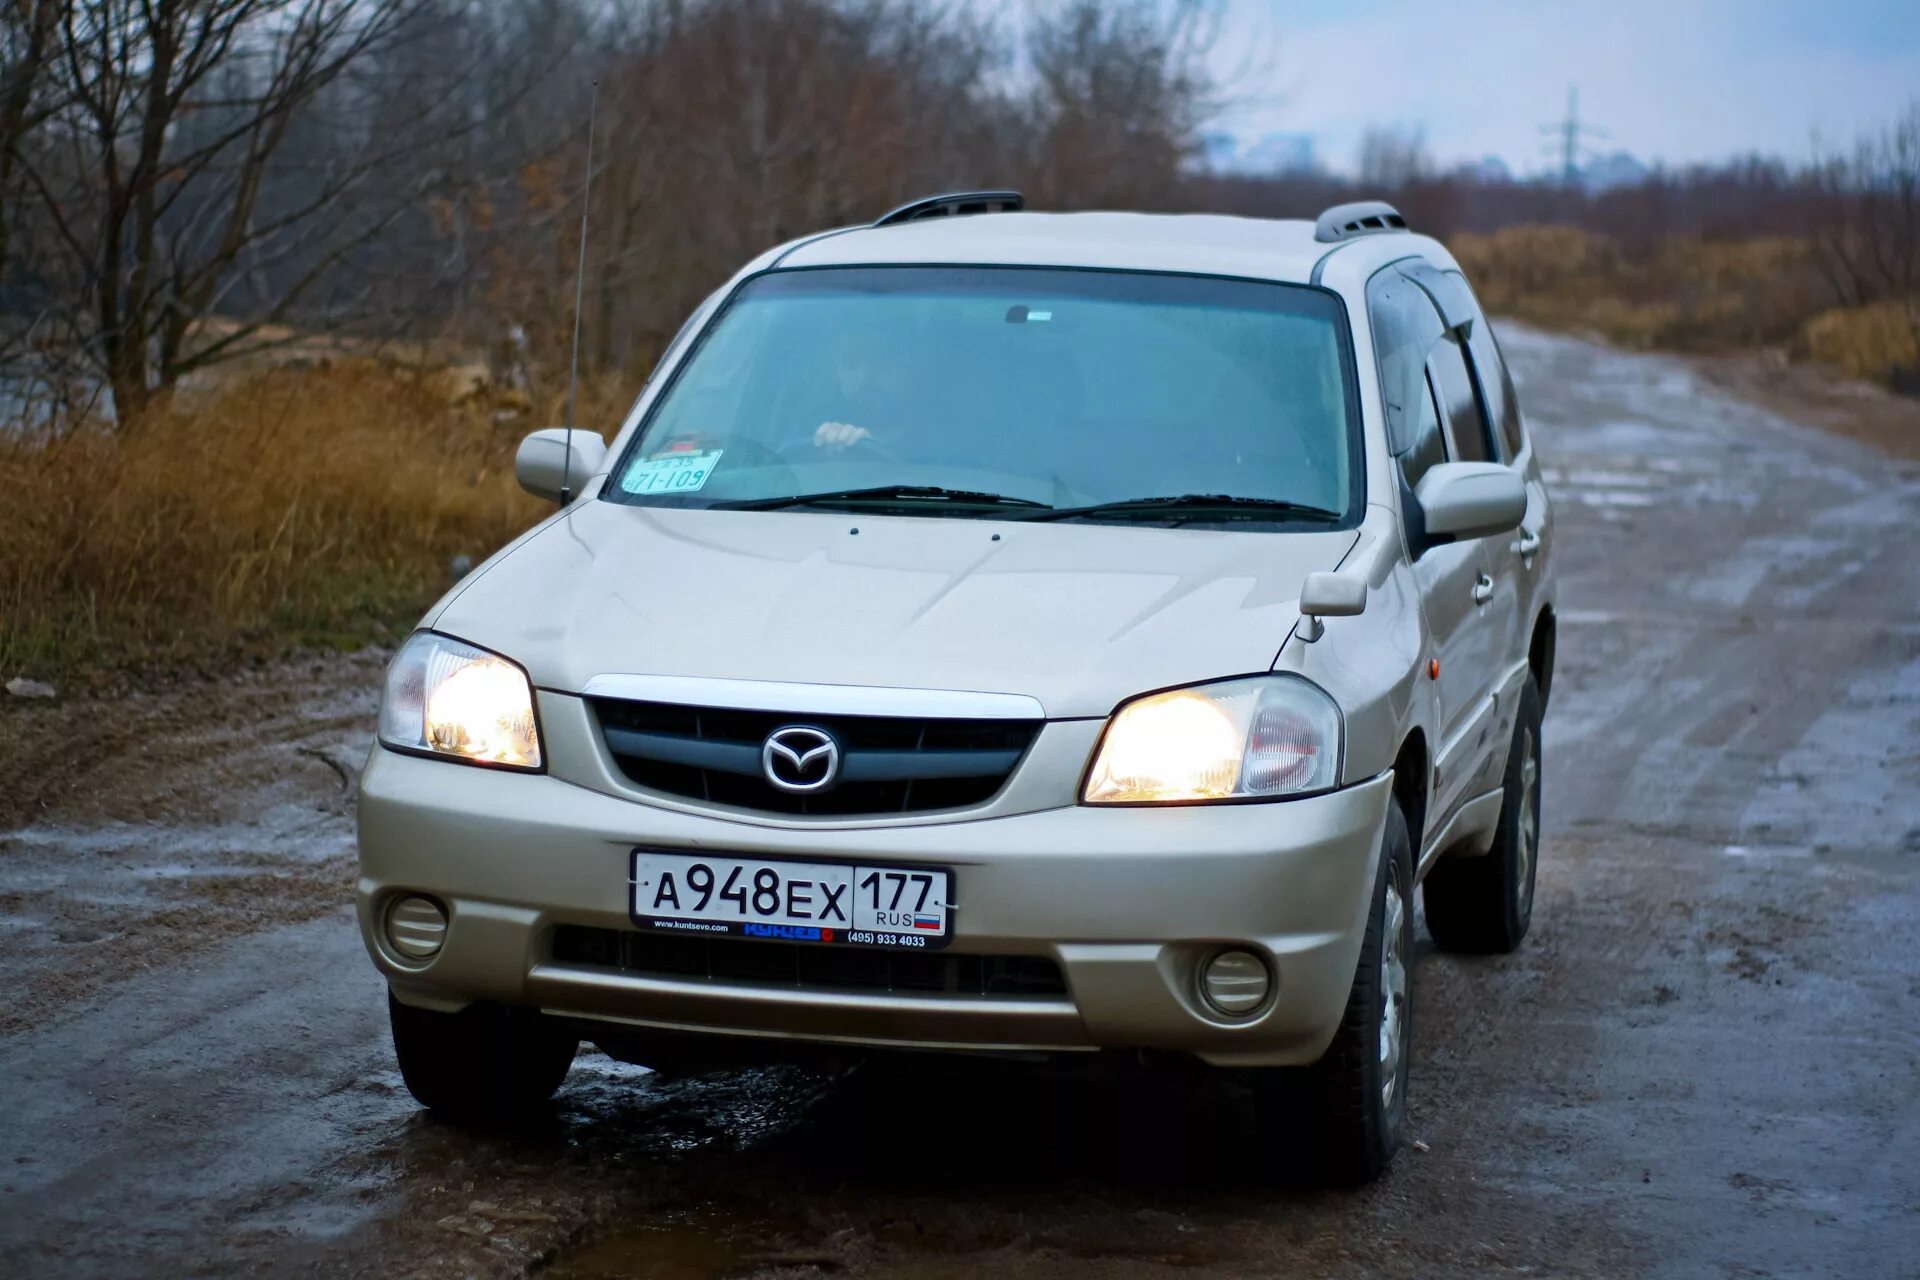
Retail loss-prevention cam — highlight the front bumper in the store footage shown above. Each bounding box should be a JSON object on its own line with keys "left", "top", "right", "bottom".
{"left": 356, "top": 747, "right": 1393, "bottom": 1068}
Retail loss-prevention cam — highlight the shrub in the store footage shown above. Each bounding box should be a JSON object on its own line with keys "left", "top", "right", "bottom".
{"left": 1454, "top": 226, "right": 1842, "bottom": 357}
{"left": 1799, "top": 302, "right": 1920, "bottom": 389}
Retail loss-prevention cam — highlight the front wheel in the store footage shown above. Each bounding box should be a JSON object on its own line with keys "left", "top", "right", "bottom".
{"left": 388, "top": 993, "right": 578, "bottom": 1123}
{"left": 1255, "top": 795, "right": 1414, "bottom": 1184}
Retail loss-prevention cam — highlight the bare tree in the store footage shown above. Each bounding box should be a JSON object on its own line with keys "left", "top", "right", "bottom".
{"left": 1025, "top": 0, "right": 1215, "bottom": 210}
{"left": 14, "top": 0, "right": 439, "bottom": 422}
{"left": 527, "top": 0, "right": 1020, "bottom": 377}
{"left": 1810, "top": 102, "right": 1920, "bottom": 357}
{"left": 2, "top": 0, "right": 1226, "bottom": 421}
{"left": 1, "top": 0, "right": 66, "bottom": 277}
{"left": 1356, "top": 124, "right": 1431, "bottom": 191}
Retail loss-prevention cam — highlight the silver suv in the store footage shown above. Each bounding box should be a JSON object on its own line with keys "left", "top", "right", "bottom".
{"left": 358, "top": 195, "right": 1555, "bottom": 1183}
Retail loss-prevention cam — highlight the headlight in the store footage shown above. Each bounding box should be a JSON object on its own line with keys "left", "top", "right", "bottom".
{"left": 1082, "top": 675, "right": 1341, "bottom": 804}
{"left": 378, "top": 632, "right": 542, "bottom": 769}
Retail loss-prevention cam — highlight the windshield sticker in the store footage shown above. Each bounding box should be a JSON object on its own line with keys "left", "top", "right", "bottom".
{"left": 621, "top": 448, "right": 724, "bottom": 496}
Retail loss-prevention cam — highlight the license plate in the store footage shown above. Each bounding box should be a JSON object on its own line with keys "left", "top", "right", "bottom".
{"left": 630, "top": 850, "right": 954, "bottom": 949}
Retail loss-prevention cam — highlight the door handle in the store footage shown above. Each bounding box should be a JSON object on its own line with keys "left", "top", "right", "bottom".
{"left": 1472, "top": 573, "right": 1494, "bottom": 605}
{"left": 1515, "top": 528, "right": 1541, "bottom": 557}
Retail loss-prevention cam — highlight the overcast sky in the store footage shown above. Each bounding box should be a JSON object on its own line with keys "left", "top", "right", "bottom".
{"left": 1203, "top": 0, "right": 1920, "bottom": 175}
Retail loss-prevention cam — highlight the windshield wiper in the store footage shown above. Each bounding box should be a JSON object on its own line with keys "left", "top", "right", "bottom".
{"left": 1011, "top": 494, "right": 1344, "bottom": 524}
{"left": 710, "top": 485, "right": 1052, "bottom": 513}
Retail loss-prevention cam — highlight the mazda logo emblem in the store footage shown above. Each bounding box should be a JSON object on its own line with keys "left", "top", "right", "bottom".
{"left": 761, "top": 725, "right": 840, "bottom": 793}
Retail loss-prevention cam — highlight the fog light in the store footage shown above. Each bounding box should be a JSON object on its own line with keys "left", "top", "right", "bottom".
{"left": 386, "top": 895, "right": 448, "bottom": 960}
{"left": 1201, "top": 949, "right": 1270, "bottom": 1015}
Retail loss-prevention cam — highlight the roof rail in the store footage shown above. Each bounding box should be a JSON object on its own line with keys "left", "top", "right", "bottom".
{"left": 1314, "top": 200, "right": 1409, "bottom": 243}
{"left": 874, "top": 190, "right": 1024, "bottom": 228}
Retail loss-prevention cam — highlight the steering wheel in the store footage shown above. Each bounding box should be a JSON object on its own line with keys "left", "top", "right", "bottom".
{"left": 774, "top": 428, "right": 906, "bottom": 466}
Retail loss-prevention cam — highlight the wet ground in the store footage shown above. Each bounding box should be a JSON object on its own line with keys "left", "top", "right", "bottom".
{"left": 3, "top": 327, "right": 1918, "bottom": 1278}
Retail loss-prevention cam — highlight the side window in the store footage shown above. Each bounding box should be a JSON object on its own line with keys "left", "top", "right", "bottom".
{"left": 1450, "top": 271, "right": 1525, "bottom": 460}
{"left": 1428, "top": 335, "right": 1493, "bottom": 463}
{"left": 1364, "top": 265, "right": 1448, "bottom": 457}
{"left": 1401, "top": 368, "right": 1447, "bottom": 488}
{"left": 1468, "top": 319, "right": 1524, "bottom": 460}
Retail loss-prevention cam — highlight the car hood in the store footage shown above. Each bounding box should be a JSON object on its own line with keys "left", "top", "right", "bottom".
{"left": 431, "top": 501, "right": 1359, "bottom": 719}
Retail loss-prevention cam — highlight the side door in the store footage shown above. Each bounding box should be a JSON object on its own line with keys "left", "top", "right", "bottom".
{"left": 1424, "top": 329, "right": 1507, "bottom": 803}
{"left": 1365, "top": 265, "right": 1501, "bottom": 837}
{"left": 1456, "top": 276, "right": 1550, "bottom": 686}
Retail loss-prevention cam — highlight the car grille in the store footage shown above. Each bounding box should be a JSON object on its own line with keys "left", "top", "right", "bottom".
{"left": 589, "top": 697, "right": 1041, "bottom": 816}
{"left": 551, "top": 926, "right": 1068, "bottom": 999}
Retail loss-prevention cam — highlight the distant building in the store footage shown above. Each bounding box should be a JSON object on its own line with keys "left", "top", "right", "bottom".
{"left": 1196, "top": 131, "right": 1241, "bottom": 174}
{"left": 1457, "top": 154, "right": 1513, "bottom": 184}
{"left": 1188, "top": 130, "right": 1318, "bottom": 177}
{"left": 1240, "top": 132, "right": 1318, "bottom": 176}
{"left": 1580, "top": 150, "right": 1650, "bottom": 193}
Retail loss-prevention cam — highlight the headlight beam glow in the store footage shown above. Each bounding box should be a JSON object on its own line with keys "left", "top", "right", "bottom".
{"left": 379, "top": 633, "right": 542, "bottom": 770}
{"left": 1083, "top": 676, "right": 1340, "bottom": 805}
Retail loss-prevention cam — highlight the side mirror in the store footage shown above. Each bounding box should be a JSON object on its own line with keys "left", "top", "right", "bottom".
{"left": 1414, "top": 462, "right": 1526, "bottom": 541}
{"left": 1298, "top": 571, "right": 1366, "bottom": 643}
{"left": 516, "top": 428, "right": 608, "bottom": 503}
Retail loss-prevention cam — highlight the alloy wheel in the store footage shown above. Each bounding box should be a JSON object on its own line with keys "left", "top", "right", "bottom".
{"left": 1378, "top": 861, "right": 1409, "bottom": 1111}
{"left": 1516, "top": 726, "right": 1539, "bottom": 921}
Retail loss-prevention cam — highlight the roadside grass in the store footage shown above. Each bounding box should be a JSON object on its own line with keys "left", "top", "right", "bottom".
{"left": 2, "top": 365, "right": 567, "bottom": 686}
{"left": 1453, "top": 226, "right": 1919, "bottom": 390}
{"left": 1799, "top": 299, "right": 1920, "bottom": 388}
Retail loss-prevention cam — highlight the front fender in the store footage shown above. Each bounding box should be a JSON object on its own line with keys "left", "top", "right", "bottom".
{"left": 1274, "top": 505, "right": 1429, "bottom": 785}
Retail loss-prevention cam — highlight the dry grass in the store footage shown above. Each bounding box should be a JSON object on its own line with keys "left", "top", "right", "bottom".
{"left": 1454, "top": 225, "right": 1920, "bottom": 393}
{"left": 1452, "top": 227, "right": 1832, "bottom": 354}
{"left": 1799, "top": 300, "right": 1920, "bottom": 388}
{"left": 0, "top": 364, "right": 633, "bottom": 684}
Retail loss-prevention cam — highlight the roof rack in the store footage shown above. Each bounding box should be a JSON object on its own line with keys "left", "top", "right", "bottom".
{"left": 874, "top": 190, "right": 1024, "bottom": 228}
{"left": 1314, "top": 200, "right": 1409, "bottom": 243}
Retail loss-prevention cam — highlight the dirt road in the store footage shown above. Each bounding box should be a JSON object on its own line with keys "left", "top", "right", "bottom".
{"left": 3, "top": 327, "right": 1917, "bottom": 1279}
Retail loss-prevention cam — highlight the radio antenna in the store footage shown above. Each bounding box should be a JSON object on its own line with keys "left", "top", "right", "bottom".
{"left": 561, "top": 78, "right": 599, "bottom": 507}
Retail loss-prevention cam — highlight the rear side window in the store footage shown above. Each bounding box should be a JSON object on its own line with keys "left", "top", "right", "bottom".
{"left": 1467, "top": 320, "right": 1524, "bottom": 459}
{"left": 1450, "top": 271, "right": 1525, "bottom": 460}
{"left": 1428, "top": 335, "right": 1492, "bottom": 463}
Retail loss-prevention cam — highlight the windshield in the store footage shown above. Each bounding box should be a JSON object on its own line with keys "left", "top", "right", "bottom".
{"left": 604, "top": 266, "right": 1361, "bottom": 525}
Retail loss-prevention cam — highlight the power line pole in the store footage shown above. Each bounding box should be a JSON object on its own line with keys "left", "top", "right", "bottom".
{"left": 1539, "top": 84, "right": 1607, "bottom": 187}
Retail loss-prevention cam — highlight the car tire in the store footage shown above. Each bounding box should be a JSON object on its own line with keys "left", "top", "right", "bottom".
{"left": 388, "top": 992, "right": 578, "bottom": 1122}
{"left": 1423, "top": 674, "right": 1544, "bottom": 955}
{"left": 1256, "top": 794, "right": 1414, "bottom": 1185}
